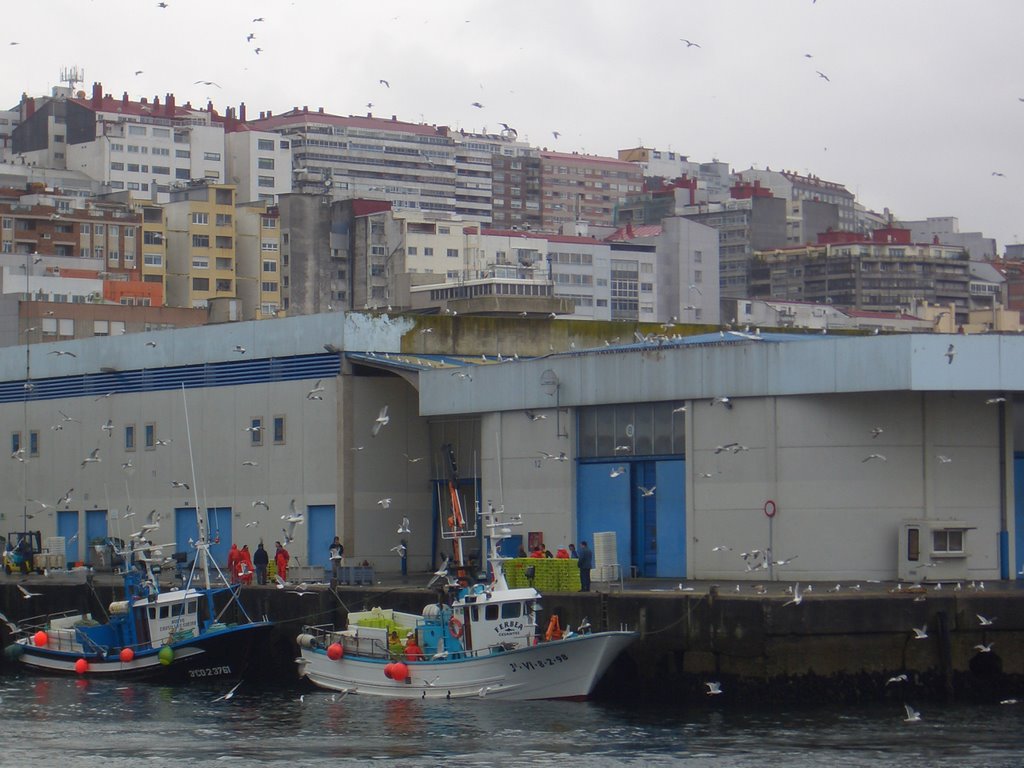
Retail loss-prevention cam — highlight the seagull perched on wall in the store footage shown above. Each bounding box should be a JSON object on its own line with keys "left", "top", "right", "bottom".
{"left": 397, "top": 517, "right": 411, "bottom": 534}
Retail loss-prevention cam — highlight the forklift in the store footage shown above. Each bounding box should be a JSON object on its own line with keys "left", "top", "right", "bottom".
{"left": 3, "top": 531, "right": 42, "bottom": 574}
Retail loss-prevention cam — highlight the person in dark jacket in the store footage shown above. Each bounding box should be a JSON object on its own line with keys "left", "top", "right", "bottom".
{"left": 253, "top": 541, "right": 269, "bottom": 585}
{"left": 577, "top": 540, "right": 593, "bottom": 592}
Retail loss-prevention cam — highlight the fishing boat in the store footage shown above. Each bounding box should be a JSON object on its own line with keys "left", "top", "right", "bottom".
{"left": 4, "top": 555, "right": 273, "bottom": 681}
{"left": 296, "top": 447, "right": 638, "bottom": 700}
{"left": 2, "top": 389, "right": 274, "bottom": 681}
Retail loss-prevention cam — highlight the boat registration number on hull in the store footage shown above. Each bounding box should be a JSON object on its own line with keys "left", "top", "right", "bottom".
{"left": 508, "top": 653, "right": 568, "bottom": 673}
{"left": 188, "top": 665, "right": 232, "bottom": 678}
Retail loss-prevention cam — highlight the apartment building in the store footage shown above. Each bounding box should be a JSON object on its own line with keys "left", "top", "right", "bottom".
{"left": 235, "top": 200, "right": 283, "bottom": 319}
{"left": 13, "top": 83, "right": 227, "bottom": 197}
{"left": 539, "top": 151, "right": 643, "bottom": 231}
{"left": 223, "top": 122, "right": 294, "bottom": 204}
{"left": 164, "top": 182, "right": 239, "bottom": 309}
{"left": 733, "top": 167, "right": 855, "bottom": 241}
{"left": 749, "top": 226, "right": 971, "bottom": 317}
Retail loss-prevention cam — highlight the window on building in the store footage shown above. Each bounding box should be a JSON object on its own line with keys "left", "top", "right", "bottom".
{"left": 192, "top": 277, "right": 209, "bottom": 291}
{"left": 257, "top": 175, "right": 275, "bottom": 188}
{"left": 258, "top": 157, "right": 275, "bottom": 170}
{"left": 144, "top": 253, "right": 162, "bottom": 267}
{"left": 933, "top": 529, "right": 964, "bottom": 553}
{"left": 257, "top": 138, "right": 274, "bottom": 151}
{"left": 204, "top": 152, "right": 221, "bottom": 161}
{"left": 144, "top": 423, "right": 155, "bottom": 449}
{"left": 262, "top": 260, "right": 277, "bottom": 272}
{"left": 11, "top": 431, "right": 20, "bottom": 455}
{"left": 192, "top": 234, "right": 210, "bottom": 248}
{"left": 249, "top": 417, "right": 263, "bottom": 446}
{"left": 261, "top": 281, "right": 278, "bottom": 292}
{"left": 447, "top": 248, "right": 459, "bottom": 258}
{"left": 215, "top": 213, "right": 232, "bottom": 227}
{"left": 28, "top": 430, "right": 39, "bottom": 457}
{"left": 273, "top": 416, "right": 285, "bottom": 444}
{"left": 424, "top": 247, "right": 434, "bottom": 256}
{"left": 125, "top": 424, "right": 136, "bottom": 451}
{"left": 192, "top": 212, "right": 209, "bottom": 225}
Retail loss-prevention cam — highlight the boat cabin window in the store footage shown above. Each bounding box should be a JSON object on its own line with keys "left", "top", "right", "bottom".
{"left": 501, "top": 603, "right": 521, "bottom": 619}
{"left": 485, "top": 604, "right": 499, "bottom": 621}
{"left": 159, "top": 606, "right": 169, "bottom": 619}
{"left": 148, "top": 607, "right": 156, "bottom": 620}
{"left": 187, "top": 602, "right": 197, "bottom": 615}
{"left": 171, "top": 603, "right": 184, "bottom": 617}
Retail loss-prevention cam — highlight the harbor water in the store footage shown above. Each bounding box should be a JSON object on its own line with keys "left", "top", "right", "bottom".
{"left": 2, "top": 672, "right": 1022, "bottom": 767}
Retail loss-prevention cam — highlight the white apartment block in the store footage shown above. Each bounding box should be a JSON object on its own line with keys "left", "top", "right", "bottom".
{"left": 13, "top": 83, "right": 226, "bottom": 199}
{"left": 224, "top": 129, "right": 293, "bottom": 204}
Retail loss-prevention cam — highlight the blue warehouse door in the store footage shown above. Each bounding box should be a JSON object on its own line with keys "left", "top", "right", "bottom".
{"left": 175, "top": 508, "right": 199, "bottom": 570}
{"left": 307, "top": 504, "right": 335, "bottom": 571}
{"left": 57, "top": 510, "right": 79, "bottom": 567}
{"left": 577, "top": 462, "right": 632, "bottom": 573}
{"left": 579, "top": 459, "right": 686, "bottom": 579}
{"left": 84, "top": 510, "right": 108, "bottom": 566}
{"left": 654, "top": 459, "right": 685, "bottom": 578}
{"left": 206, "top": 507, "right": 231, "bottom": 568}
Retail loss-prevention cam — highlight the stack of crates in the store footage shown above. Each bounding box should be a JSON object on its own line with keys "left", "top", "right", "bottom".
{"left": 502, "top": 558, "right": 580, "bottom": 591}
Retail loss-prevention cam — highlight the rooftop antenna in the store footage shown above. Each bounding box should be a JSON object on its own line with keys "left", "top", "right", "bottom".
{"left": 60, "top": 65, "right": 84, "bottom": 92}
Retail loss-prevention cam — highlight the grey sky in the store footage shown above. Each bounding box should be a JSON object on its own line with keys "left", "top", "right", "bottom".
{"left": 4, "top": 0, "right": 1023, "bottom": 249}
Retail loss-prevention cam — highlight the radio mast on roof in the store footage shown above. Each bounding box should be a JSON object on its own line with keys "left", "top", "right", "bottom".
{"left": 60, "top": 66, "right": 84, "bottom": 93}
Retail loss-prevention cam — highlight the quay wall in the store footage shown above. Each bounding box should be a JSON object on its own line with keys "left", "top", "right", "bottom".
{"left": 1, "top": 580, "right": 1020, "bottom": 705}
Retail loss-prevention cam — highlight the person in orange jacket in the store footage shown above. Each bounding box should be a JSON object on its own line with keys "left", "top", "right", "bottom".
{"left": 237, "top": 544, "right": 254, "bottom": 585}
{"left": 404, "top": 632, "right": 424, "bottom": 660}
{"left": 274, "top": 541, "right": 290, "bottom": 582}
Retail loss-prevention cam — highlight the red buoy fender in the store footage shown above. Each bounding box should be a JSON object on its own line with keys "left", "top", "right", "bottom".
{"left": 448, "top": 616, "right": 464, "bottom": 639}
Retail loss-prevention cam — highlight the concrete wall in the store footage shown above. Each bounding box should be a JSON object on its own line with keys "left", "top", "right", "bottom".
{"left": 689, "top": 392, "right": 1002, "bottom": 581}
{"left": 480, "top": 407, "right": 576, "bottom": 552}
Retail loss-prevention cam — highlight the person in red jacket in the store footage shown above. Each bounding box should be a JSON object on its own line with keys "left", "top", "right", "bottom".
{"left": 274, "top": 541, "right": 290, "bottom": 582}
{"left": 227, "top": 543, "right": 240, "bottom": 584}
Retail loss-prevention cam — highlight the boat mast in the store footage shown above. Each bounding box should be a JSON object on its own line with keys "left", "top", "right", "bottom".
{"left": 181, "top": 384, "right": 209, "bottom": 590}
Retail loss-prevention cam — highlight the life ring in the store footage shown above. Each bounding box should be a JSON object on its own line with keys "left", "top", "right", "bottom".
{"left": 763, "top": 500, "right": 777, "bottom": 518}
{"left": 448, "top": 617, "right": 464, "bottom": 639}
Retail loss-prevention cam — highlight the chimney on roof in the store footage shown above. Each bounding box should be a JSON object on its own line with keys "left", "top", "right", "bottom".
{"left": 267, "top": 110, "right": 272, "bottom": 117}
{"left": 302, "top": 105, "right": 308, "bottom": 112}
{"left": 318, "top": 106, "right": 324, "bottom": 114}
{"left": 92, "top": 82, "right": 102, "bottom": 109}
{"left": 165, "top": 93, "right": 175, "bottom": 115}
{"left": 23, "top": 95, "right": 35, "bottom": 119}
{"left": 140, "top": 97, "right": 147, "bottom": 104}
{"left": 207, "top": 99, "right": 214, "bottom": 114}
{"left": 122, "top": 91, "right": 129, "bottom": 107}
{"left": 392, "top": 115, "right": 397, "bottom": 121}
{"left": 153, "top": 95, "right": 159, "bottom": 109}
{"left": 239, "top": 102, "right": 246, "bottom": 121}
